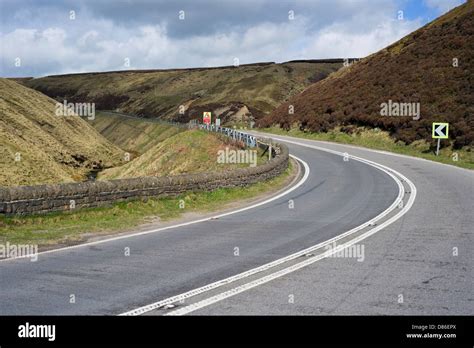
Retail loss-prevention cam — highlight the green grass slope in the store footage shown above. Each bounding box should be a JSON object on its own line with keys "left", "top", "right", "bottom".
{"left": 99, "top": 129, "right": 265, "bottom": 180}
{"left": 88, "top": 111, "right": 185, "bottom": 157}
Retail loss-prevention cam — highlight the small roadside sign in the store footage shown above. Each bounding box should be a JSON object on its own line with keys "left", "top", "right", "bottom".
{"left": 432, "top": 122, "right": 449, "bottom": 139}
{"left": 432, "top": 122, "right": 449, "bottom": 156}
{"left": 203, "top": 112, "right": 211, "bottom": 125}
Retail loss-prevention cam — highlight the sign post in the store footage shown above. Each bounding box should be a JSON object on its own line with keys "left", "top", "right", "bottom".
{"left": 432, "top": 122, "right": 449, "bottom": 156}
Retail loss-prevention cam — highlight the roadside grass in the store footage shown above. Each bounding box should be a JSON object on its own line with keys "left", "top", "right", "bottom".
{"left": 0, "top": 161, "right": 292, "bottom": 248}
{"left": 260, "top": 126, "right": 473, "bottom": 170}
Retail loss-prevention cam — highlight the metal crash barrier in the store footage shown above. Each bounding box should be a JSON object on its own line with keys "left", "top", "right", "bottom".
{"left": 198, "top": 124, "right": 257, "bottom": 148}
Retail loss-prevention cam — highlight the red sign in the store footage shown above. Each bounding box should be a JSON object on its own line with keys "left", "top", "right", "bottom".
{"left": 203, "top": 112, "right": 211, "bottom": 125}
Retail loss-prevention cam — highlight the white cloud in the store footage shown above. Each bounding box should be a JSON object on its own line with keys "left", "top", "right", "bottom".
{"left": 302, "top": 17, "right": 422, "bottom": 59}
{"left": 78, "top": 31, "right": 99, "bottom": 47}
{"left": 1, "top": 28, "right": 77, "bottom": 75}
{"left": 0, "top": 1, "right": 427, "bottom": 77}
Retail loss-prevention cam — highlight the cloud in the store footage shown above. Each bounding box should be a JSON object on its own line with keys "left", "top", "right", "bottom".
{"left": 0, "top": 0, "right": 444, "bottom": 77}
{"left": 302, "top": 16, "right": 422, "bottom": 59}
{"left": 1, "top": 28, "right": 76, "bottom": 76}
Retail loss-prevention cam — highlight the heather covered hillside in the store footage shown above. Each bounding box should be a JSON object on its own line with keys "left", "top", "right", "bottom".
{"left": 259, "top": 1, "right": 474, "bottom": 150}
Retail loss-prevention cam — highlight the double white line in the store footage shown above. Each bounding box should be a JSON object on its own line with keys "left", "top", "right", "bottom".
{"left": 120, "top": 138, "right": 416, "bottom": 316}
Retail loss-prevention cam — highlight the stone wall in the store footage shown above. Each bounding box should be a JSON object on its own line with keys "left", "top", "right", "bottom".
{"left": 0, "top": 142, "right": 288, "bottom": 215}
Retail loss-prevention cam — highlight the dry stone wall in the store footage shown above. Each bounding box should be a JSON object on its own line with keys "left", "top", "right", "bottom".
{"left": 0, "top": 142, "right": 289, "bottom": 215}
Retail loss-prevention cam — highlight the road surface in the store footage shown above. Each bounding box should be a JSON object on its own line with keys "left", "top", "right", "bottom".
{"left": 0, "top": 132, "right": 471, "bottom": 315}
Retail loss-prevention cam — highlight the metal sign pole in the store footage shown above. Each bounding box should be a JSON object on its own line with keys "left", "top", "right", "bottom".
{"left": 436, "top": 138, "right": 440, "bottom": 156}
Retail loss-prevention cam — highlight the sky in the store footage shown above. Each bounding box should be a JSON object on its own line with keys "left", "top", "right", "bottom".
{"left": 0, "top": 0, "right": 465, "bottom": 77}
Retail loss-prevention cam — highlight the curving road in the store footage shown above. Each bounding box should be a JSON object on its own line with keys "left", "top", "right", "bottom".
{"left": 0, "top": 133, "right": 471, "bottom": 315}
{"left": 191, "top": 132, "right": 474, "bottom": 316}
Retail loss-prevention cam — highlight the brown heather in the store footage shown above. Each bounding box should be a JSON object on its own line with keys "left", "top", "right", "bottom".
{"left": 259, "top": 1, "right": 474, "bottom": 150}
{"left": 22, "top": 61, "right": 342, "bottom": 123}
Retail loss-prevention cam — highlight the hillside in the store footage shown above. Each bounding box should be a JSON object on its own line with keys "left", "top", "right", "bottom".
{"left": 259, "top": 2, "right": 474, "bottom": 150}
{"left": 23, "top": 61, "right": 343, "bottom": 124}
{"left": 88, "top": 111, "right": 185, "bottom": 158}
{"left": 0, "top": 78, "right": 125, "bottom": 186}
{"left": 99, "top": 129, "right": 264, "bottom": 180}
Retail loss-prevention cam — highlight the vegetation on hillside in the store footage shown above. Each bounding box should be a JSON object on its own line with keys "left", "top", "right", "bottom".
{"left": 89, "top": 111, "right": 185, "bottom": 159}
{"left": 0, "top": 78, "right": 125, "bottom": 186}
{"left": 87, "top": 112, "right": 267, "bottom": 180}
{"left": 259, "top": 2, "right": 473, "bottom": 152}
{"left": 99, "top": 128, "right": 267, "bottom": 180}
{"left": 24, "top": 61, "right": 342, "bottom": 125}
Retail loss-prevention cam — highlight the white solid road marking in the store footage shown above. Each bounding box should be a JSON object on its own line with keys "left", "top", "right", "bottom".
{"left": 168, "top": 174, "right": 415, "bottom": 315}
{"left": 120, "top": 138, "right": 416, "bottom": 316}
{"left": 0, "top": 154, "right": 309, "bottom": 263}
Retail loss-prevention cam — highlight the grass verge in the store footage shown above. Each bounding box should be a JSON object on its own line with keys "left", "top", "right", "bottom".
{"left": 260, "top": 126, "right": 473, "bottom": 170}
{"left": 0, "top": 161, "right": 293, "bottom": 249}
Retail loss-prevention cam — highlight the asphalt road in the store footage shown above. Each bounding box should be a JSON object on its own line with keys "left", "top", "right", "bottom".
{"left": 0, "top": 136, "right": 402, "bottom": 315}
{"left": 1, "top": 132, "right": 472, "bottom": 316}
{"left": 192, "top": 133, "right": 474, "bottom": 315}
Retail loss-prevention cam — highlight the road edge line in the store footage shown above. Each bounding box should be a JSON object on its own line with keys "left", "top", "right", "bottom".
{"left": 0, "top": 154, "right": 309, "bottom": 263}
